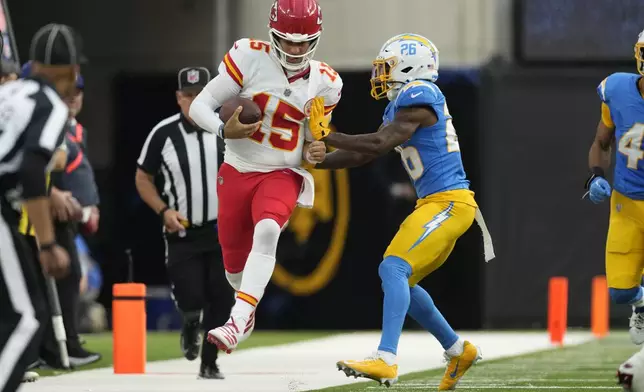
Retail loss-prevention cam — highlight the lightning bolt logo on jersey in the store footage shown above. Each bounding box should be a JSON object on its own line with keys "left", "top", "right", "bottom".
{"left": 385, "top": 80, "right": 469, "bottom": 199}
{"left": 599, "top": 73, "right": 644, "bottom": 199}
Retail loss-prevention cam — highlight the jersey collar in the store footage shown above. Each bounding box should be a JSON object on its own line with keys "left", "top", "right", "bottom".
{"left": 285, "top": 66, "right": 310, "bottom": 84}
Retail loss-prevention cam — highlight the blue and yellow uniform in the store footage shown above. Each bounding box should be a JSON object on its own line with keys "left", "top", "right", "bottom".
{"left": 382, "top": 80, "right": 478, "bottom": 286}
{"left": 598, "top": 72, "right": 644, "bottom": 290}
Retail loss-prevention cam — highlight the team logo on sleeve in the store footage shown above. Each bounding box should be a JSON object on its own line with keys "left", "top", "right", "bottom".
{"left": 303, "top": 98, "right": 314, "bottom": 117}
{"left": 187, "top": 69, "right": 200, "bottom": 84}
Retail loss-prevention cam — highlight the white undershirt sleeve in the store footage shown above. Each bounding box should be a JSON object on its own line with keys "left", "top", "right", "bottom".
{"left": 189, "top": 70, "right": 241, "bottom": 135}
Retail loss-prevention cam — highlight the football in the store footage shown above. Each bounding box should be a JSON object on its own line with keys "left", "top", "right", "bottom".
{"left": 219, "top": 97, "right": 262, "bottom": 125}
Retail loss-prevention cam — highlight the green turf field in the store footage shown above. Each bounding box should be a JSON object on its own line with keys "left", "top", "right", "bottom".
{"left": 315, "top": 332, "right": 634, "bottom": 392}
{"left": 40, "top": 330, "right": 332, "bottom": 377}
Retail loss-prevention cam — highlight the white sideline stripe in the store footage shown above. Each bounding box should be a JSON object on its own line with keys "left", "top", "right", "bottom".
{"left": 20, "top": 331, "right": 595, "bottom": 392}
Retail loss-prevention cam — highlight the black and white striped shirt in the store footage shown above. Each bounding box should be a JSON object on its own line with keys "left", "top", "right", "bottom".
{"left": 0, "top": 77, "right": 67, "bottom": 218}
{"left": 137, "top": 113, "right": 222, "bottom": 226}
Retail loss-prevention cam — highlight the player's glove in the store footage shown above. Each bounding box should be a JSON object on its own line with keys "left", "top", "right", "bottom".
{"left": 584, "top": 169, "right": 612, "bottom": 204}
{"left": 308, "top": 96, "right": 331, "bottom": 141}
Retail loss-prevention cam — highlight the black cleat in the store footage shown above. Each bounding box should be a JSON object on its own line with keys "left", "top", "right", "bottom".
{"left": 198, "top": 363, "right": 224, "bottom": 379}
{"left": 67, "top": 340, "right": 102, "bottom": 367}
{"left": 181, "top": 320, "right": 202, "bottom": 361}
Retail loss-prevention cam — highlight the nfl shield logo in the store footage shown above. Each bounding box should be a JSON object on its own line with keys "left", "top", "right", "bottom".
{"left": 187, "top": 69, "right": 199, "bottom": 84}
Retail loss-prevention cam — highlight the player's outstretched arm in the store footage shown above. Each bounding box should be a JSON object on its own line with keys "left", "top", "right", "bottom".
{"left": 323, "top": 107, "right": 434, "bottom": 155}
{"left": 315, "top": 149, "right": 378, "bottom": 169}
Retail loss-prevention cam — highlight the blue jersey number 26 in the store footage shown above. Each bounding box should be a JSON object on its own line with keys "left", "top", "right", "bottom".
{"left": 400, "top": 43, "right": 417, "bottom": 56}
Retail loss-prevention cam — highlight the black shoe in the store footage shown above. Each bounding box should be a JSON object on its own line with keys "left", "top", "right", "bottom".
{"left": 38, "top": 349, "right": 73, "bottom": 370}
{"left": 67, "top": 341, "right": 101, "bottom": 367}
{"left": 198, "top": 363, "right": 224, "bottom": 379}
{"left": 181, "top": 320, "right": 202, "bottom": 361}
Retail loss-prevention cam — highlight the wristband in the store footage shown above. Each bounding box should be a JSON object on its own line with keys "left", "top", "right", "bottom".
{"left": 40, "top": 242, "right": 57, "bottom": 252}
{"left": 159, "top": 206, "right": 170, "bottom": 217}
{"left": 584, "top": 167, "right": 606, "bottom": 190}
{"left": 590, "top": 167, "right": 605, "bottom": 177}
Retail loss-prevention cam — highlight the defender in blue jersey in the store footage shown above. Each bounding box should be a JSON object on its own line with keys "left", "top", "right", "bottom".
{"left": 309, "top": 34, "right": 494, "bottom": 390}
{"left": 586, "top": 31, "right": 644, "bottom": 347}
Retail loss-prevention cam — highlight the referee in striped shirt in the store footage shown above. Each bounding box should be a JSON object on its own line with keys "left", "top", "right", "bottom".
{"left": 135, "top": 67, "right": 232, "bottom": 379}
{"left": 0, "top": 23, "right": 83, "bottom": 392}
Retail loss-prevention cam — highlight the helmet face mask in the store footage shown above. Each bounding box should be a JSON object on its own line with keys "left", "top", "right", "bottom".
{"left": 269, "top": 31, "right": 320, "bottom": 71}
{"left": 370, "top": 57, "right": 399, "bottom": 100}
{"left": 268, "top": 0, "right": 322, "bottom": 71}
{"left": 636, "top": 31, "right": 644, "bottom": 76}
{"left": 370, "top": 34, "right": 440, "bottom": 101}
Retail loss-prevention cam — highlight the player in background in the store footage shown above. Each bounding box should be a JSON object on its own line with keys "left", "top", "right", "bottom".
{"left": 585, "top": 29, "right": 644, "bottom": 346}
{"left": 188, "top": 0, "right": 338, "bottom": 353}
{"left": 311, "top": 34, "right": 494, "bottom": 390}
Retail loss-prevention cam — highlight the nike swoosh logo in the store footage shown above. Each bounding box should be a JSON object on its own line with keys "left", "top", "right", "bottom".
{"left": 449, "top": 360, "right": 460, "bottom": 378}
{"left": 411, "top": 92, "right": 422, "bottom": 98}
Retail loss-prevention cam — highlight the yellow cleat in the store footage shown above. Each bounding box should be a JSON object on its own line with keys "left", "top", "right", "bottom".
{"left": 336, "top": 356, "right": 399, "bottom": 388}
{"left": 438, "top": 341, "right": 482, "bottom": 390}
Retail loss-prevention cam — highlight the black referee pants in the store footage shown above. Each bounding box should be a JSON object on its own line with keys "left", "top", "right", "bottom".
{"left": 165, "top": 223, "right": 233, "bottom": 366}
{"left": 52, "top": 221, "right": 82, "bottom": 346}
{"left": 0, "top": 214, "right": 47, "bottom": 392}
{"left": 23, "top": 221, "right": 82, "bottom": 368}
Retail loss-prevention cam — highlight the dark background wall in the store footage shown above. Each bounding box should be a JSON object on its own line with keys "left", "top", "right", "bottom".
{"left": 480, "top": 61, "right": 632, "bottom": 328}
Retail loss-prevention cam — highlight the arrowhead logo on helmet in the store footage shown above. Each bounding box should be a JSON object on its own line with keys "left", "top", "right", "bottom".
{"left": 270, "top": 1, "right": 278, "bottom": 22}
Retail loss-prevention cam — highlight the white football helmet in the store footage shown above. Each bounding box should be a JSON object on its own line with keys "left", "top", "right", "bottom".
{"left": 370, "top": 33, "right": 440, "bottom": 101}
{"left": 635, "top": 29, "right": 644, "bottom": 76}
{"left": 618, "top": 349, "right": 644, "bottom": 391}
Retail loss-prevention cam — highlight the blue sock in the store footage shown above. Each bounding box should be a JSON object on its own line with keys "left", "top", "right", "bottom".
{"left": 377, "top": 256, "right": 412, "bottom": 355}
{"left": 408, "top": 285, "right": 459, "bottom": 350}
{"left": 609, "top": 286, "right": 644, "bottom": 312}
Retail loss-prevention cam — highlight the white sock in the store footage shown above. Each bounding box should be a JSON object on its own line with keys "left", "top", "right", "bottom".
{"left": 231, "top": 252, "right": 276, "bottom": 322}
{"left": 446, "top": 338, "right": 465, "bottom": 357}
{"left": 230, "top": 219, "right": 280, "bottom": 325}
{"left": 377, "top": 350, "right": 397, "bottom": 366}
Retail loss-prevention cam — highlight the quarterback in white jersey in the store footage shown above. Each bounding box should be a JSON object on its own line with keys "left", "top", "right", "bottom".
{"left": 189, "top": 0, "right": 342, "bottom": 353}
